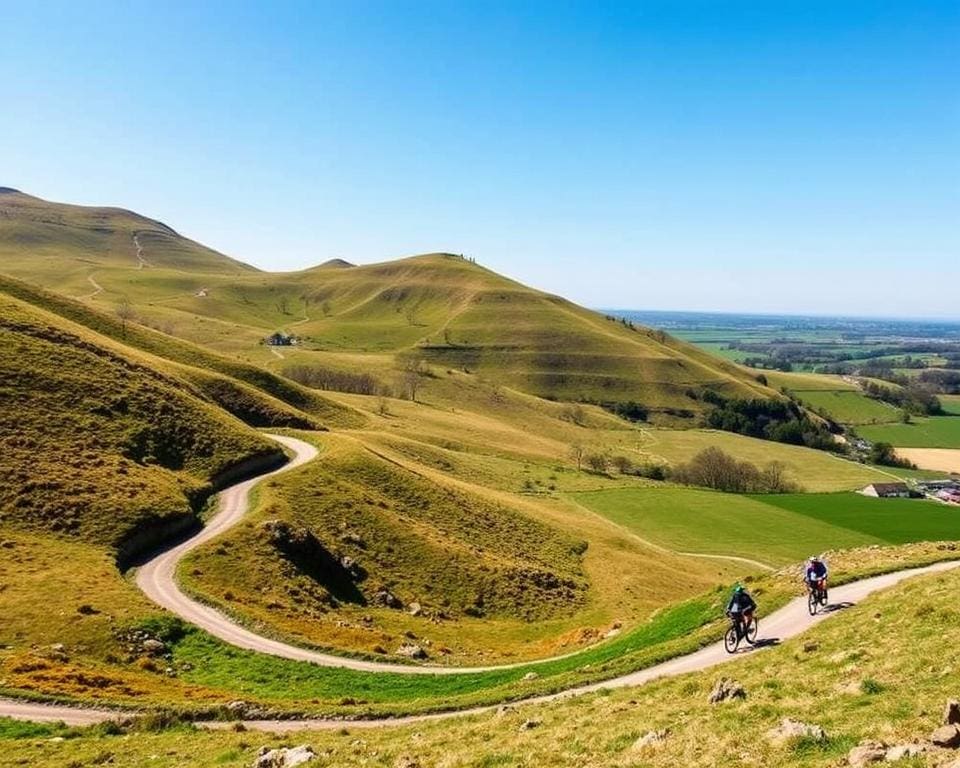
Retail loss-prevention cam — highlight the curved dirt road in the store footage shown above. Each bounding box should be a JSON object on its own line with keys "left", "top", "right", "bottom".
{"left": 135, "top": 433, "right": 589, "bottom": 675}
{"left": 3, "top": 559, "right": 958, "bottom": 730}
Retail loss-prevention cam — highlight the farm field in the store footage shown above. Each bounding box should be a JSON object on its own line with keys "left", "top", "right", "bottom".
{"left": 893, "top": 448, "right": 960, "bottom": 475}
{"left": 790, "top": 389, "right": 899, "bottom": 425}
{"left": 573, "top": 487, "right": 958, "bottom": 568}
{"left": 858, "top": 415, "right": 960, "bottom": 448}
{"left": 941, "top": 394, "right": 960, "bottom": 415}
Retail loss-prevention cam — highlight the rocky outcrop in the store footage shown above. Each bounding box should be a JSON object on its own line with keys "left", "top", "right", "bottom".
{"left": 252, "top": 745, "right": 315, "bottom": 767}
{"left": 708, "top": 678, "right": 746, "bottom": 703}
{"left": 632, "top": 729, "right": 669, "bottom": 752}
{"left": 932, "top": 724, "right": 960, "bottom": 749}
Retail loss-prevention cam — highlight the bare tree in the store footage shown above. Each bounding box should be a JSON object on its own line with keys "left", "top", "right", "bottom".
{"left": 569, "top": 443, "right": 585, "bottom": 472}
{"left": 116, "top": 300, "right": 137, "bottom": 338}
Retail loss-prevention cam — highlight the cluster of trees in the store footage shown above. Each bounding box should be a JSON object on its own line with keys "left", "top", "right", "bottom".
{"left": 861, "top": 379, "right": 942, "bottom": 416}
{"left": 918, "top": 369, "right": 960, "bottom": 395}
{"left": 285, "top": 364, "right": 381, "bottom": 395}
{"left": 567, "top": 444, "right": 667, "bottom": 479}
{"left": 699, "top": 392, "right": 839, "bottom": 451}
{"left": 671, "top": 447, "right": 798, "bottom": 493}
{"left": 285, "top": 358, "right": 431, "bottom": 402}
{"left": 865, "top": 441, "right": 916, "bottom": 469}
{"left": 568, "top": 444, "right": 796, "bottom": 493}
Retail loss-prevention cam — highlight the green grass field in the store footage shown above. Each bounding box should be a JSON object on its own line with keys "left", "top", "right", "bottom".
{"left": 858, "top": 415, "right": 960, "bottom": 448}
{"left": 574, "top": 487, "right": 958, "bottom": 567}
{"left": 940, "top": 394, "right": 960, "bottom": 415}
{"left": 791, "top": 389, "right": 899, "bottom": 425}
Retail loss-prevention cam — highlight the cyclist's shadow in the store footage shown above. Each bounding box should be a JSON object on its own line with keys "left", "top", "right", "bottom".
{"left": 820, "top": 601, "right": 855, "bottom": 614}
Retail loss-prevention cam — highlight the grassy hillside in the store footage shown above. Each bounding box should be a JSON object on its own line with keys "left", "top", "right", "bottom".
{"left": 0, "top": 190, "right": 780, "bottom": 417}
{"left": 0, "top": 289, "right": 281, "bottom": 554}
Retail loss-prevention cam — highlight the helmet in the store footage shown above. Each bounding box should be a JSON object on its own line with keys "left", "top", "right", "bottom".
{"left": 734, "top": 585, "right": 744, "bottom": 593}
{"left": 809, "top": 555, "right": 820, "bottom": 562}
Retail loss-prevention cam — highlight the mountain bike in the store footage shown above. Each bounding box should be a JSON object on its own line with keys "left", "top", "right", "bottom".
{"left": 807, "top": 578, "right": 828, "bottom": 615}
{"left": 724, "top": 610, "right": 758, "bottom": 653}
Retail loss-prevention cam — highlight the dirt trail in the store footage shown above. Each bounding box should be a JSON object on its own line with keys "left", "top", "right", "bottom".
{"left": 2, "top": 558, "right": 957, "bottom": 730}
{"left": 133, "top": 233, "right": 151, "bottom": 269}
{"left": 79, "top": 274, "right": 104, "bottom": 299}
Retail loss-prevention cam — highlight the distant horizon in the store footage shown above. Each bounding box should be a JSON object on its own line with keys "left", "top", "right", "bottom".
{"left": 602, "top": 307, "right": 960, "bottom": 325}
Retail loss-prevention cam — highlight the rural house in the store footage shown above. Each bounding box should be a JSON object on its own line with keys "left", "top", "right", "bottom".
{"left": 859, "top": 482, "right": 911, "bottom": 499}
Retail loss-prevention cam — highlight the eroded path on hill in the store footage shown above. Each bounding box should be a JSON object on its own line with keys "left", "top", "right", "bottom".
{"left": 2, "top": 558, "right": 958, "bottom": 730}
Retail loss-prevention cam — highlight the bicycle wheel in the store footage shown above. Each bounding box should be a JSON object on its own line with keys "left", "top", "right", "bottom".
{"left": 723, "top": 625, "right": 739, "bottom": 654}
{"left": 807, "top": 591, "right": 818, "bottom": 616}
{"left": 745, "top": 615, "right": 759, "bottom": 644}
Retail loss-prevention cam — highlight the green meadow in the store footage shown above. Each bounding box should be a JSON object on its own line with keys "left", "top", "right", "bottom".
{"left": 858, "top": 415, "right": 960, "bottom": 448}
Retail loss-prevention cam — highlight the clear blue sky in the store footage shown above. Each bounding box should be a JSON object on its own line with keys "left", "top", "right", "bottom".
{"left": 3, "top": 1, "right": 958, "bottom": 317}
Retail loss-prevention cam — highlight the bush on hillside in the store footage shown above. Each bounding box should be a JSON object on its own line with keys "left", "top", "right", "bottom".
{"left": 700, "top": 392, "right": 840, "bottom": 451}
{"left": 670, "top": 447, "right": 799, "bottom": 493}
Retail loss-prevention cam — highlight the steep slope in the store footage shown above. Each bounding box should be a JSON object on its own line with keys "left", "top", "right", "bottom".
{"left": 0, "top": 288, "right": 283, "bottom": 561}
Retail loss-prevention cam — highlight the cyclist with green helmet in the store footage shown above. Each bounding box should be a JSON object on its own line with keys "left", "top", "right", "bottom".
{"left": 725, "top": 584, "right": 757, "bottom": 638}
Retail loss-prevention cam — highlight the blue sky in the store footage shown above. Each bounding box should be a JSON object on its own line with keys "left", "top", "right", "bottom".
{"left": 2, "top": 1, "right": 957, "bottom": 317}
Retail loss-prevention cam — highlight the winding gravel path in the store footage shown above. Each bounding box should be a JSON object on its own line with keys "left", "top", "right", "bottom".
{"left": 1, "top": 433, "right": 957, "bottom": 730}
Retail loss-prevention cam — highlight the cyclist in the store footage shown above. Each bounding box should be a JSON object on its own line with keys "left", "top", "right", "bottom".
{"left": 726, "top": 584, "right": 757, "bottom": 637}
{"left": 804, "top": 555, "right": 829, "bottom": 596}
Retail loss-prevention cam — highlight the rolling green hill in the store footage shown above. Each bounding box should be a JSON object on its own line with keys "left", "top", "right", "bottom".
{"left": 0, "top": 190, "right": 779, "bottom": 417}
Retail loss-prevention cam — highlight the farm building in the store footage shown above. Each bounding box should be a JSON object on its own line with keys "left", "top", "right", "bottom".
{"left": 265, "top": 331, "right": 295, "bottom": 346}
{"left": 859, "top": 482, "right": 911, "bottom": 499}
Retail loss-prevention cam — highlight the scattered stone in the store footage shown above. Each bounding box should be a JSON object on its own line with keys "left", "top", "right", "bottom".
{"left": 374, "top": 589, "right": 403, "bottom": 610}
{"left": 408, "top": 602, "right": 423, "bottom": 617}
{"left": 77, "top": 604, "right": 98, "bottom": 615}
{"left": 396, "top": 644, "right": 428, "bottom": 660}
{"left": 765, "top": 718, "right": 826, "bottom": 744}
{"left": 708, "top": 677, "right": 746, "bottom": 704}
{"left": 884, "top": 743, "right": 927, "bottom": 762}
{"left": 847, "top": 740, "right": 887, "bottom": 766}
{"left": 522, "top": 672, "right": 539, "bottom": 681}
{"left": 931, "top": 724, "right": 960, "bottom": 749}
{"left": 632, "top": 729, "right": 669, "bottom": 751}
{"left": 945, "top": 699, "right": 960, "bottom": 726}
{"left": 604, "top": 627, "right": 622, "bottom": 639}
{"left": 394, "top": 757, "right": 421, "bottom": 768}
{"left": 50, "top": 643, "right": 65, "bottom": 653}
{"left": 253, "top": 745, "right": 316, "bottom": 767}
{"left": 495, "top": 705, "right": 515, "bottom": 717}
{"left": 0, "top": 540, "right": 15, "bottom": 549}
{"left": 803, "top": 640, "right": 820, "bottom": 653}
{"left": 519, "top": 719, "right": 542, "bottom": 731}
{"left": 141, "top": 639, "right": 167, "bottom": 656}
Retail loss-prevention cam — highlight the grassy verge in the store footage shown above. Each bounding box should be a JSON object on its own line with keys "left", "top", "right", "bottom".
{"left": 7, "top": 561, "right": 960, "bottom": 767}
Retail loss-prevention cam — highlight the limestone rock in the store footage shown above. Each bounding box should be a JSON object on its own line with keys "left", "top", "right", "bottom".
{"left": 253, "top": 744, "right": 316, "bottom": 767}
{"left": 945, "top": 699, "right": 960, "bottom": 726}
{"left": 396, "top": 643, "right": 428, "bottom": 660}
{"left": 522, "top": 672, "right": 539, "bottom": 681}
{"left": 765, "top": 718, "right": 826, "bottom": 744}
{"left": 847, "top": 740, "right": 886, "bottom": 766}
{"left": 141, "top": 639, "right": 167, "bottom": 656}
{"left": 632, "top": 729, "right": 669, "bottom": 751}
{"left": 708, "top": 677, "right": 746, "bottom": 703}
{"left": 519, "top": 719, "right": 542, "bottom": 731}
{"left": 931, "top": 724, "right": 960, "bottom": 748}
{"left": 884, "top": 743, "right": 926, "bottom": 762}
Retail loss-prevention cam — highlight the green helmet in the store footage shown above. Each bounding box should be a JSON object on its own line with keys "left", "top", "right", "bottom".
{"left": 734, "top": 584, "right": 744, "bottom": 593}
